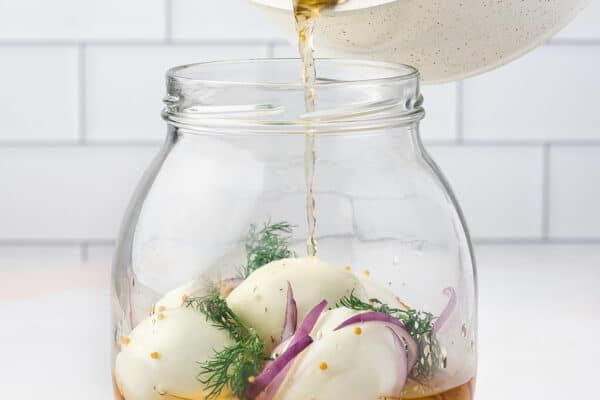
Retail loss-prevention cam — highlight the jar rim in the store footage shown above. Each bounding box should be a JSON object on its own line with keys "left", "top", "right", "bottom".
{"left": 163, "top": 58, "right": 424, "bottom": 134}
{"left": 166, "top": 58, "right": 420, "bottom": 89}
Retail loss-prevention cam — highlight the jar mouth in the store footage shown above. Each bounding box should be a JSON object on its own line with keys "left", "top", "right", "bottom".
{"left": 166, "top": 58, "right": 419, "bottom": 88}
{"left": 163, "top": 58, "right": 424, "bottom": 134}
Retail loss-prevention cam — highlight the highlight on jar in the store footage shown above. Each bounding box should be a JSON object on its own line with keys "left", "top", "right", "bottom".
{"left": 112, "top": 221, "right": 476, "bottom": 400}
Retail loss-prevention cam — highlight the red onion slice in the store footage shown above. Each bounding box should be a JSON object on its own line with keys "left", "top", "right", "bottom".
{"left": 334, "top": 311, "right": 418, "bottom": 370}
{"left": 386, "top": 327, "right": 409, "bottom": 397}
{"left": 260, "top": 299, "right": 328, "bottom": 399}
{"left": 280, "top": 282, "right": 298, "bottom": 343}
{"left": 290, "top": 299, "right": 328, "bottom": 346}
{"left": 263, "top": 363, "right": 291, "bottom": 400}
{"left": 333, "top": 311, "right": 403, "bottom": 331}
{"left": 246, "top": 335, "right": 313, "bottom": 398}
{"left": 431, "top": 287, "right": 457, "bottom": 334}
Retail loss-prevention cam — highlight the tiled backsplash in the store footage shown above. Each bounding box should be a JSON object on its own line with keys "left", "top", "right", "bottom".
{"left": 1, "top": 0, "right": 599, "bottom": 261}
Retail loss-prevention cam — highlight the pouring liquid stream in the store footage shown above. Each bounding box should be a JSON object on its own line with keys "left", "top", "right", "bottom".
{"left": 293, "top": 0, "right": 339, "bottom": 257}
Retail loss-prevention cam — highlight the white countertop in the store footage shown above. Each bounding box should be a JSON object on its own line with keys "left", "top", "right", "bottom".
{"left": 1, "top": 244, "right": 599, "bottom": 399}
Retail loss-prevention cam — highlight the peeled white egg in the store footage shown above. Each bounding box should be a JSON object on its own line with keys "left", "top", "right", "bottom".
{"left": 226, "top": 257, "right": 363, "bottom": 351}
{"left": 274, "top": 307, "right": 407, "bottom": 400}
{"left": 114, "top": 306, "right": 234, "bottom": 400}
{"left": 154, "top": 279, "right": 205, "bottom": 311}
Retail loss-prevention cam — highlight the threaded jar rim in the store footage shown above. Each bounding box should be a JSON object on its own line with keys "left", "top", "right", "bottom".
{"left": 163, "top": 58, "right": 424, "bottom": 134}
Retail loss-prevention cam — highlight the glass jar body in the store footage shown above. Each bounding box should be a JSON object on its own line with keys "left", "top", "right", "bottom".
{"left": 111, "top": 60, "right": 477, "bottom": 400}
{"left": 112, "top": 126, "right": 477, "bottom": 400}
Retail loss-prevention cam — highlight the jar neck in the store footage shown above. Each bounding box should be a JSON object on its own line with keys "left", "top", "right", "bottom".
{"left": 167, "top": 122, "right": 426, "bottom": 165}
{"left": 162, "top": 59, "right": 424, "bottom": 135}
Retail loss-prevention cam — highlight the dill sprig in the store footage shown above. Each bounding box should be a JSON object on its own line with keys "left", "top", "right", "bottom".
{"left": 183, "top": 221, "right": 294, "bottom": 398}
{"left": 186, "top": 293, "right": 266, "bottom": 399}
{"left": 240, "top": 221, "right": 295, "bottom": 278}
{"left": 337, "top": 291, "right": 442, "bottom": 379}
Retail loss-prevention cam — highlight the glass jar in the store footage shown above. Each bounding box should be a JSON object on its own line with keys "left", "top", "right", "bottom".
{"left": 111, "top": 59, "right": 477, "bottom": 400}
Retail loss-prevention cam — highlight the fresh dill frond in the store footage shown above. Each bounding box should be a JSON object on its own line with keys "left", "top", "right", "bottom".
{"left": 182, "top": 221, "right": 294, "bottom": 398}
{"left": 337, "top": 291, "right": 442, "bottom": 379}
{"left": 185, "top": 293, "right": 265, "bottom": 399}
{"left": 240, "top": 221, "right": 295, "bottom": 278}
{"left": 185, "top": 293, "right": 244, "bottom": 341}
{"left": 199, "top": 334, "right": 264, "bottom": 400}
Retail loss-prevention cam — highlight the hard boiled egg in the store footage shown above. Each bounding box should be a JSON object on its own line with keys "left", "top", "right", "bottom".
{"left": 273, "top": 307, "right": 407, "bottom": 400}
{"left": 226, "top": 257, "right": 363, "bottom": 352}
{"left": 114, "top": 306, "right": 234, "bottom": 400}
{"left": 154, "top": 279, "right": 205, "bottom": 311}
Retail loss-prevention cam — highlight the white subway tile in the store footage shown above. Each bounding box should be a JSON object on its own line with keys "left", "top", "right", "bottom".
{"left": 0, "top": 0, "right": 164, "bottom": 40}
{"left": 171, "top": 0, "right": 280, "bottom": 40}
{"left": 555, "top": 1, "right": 600, "bottom": 40}
{"left": 85, "top": 44, "right": 269, "bottom": 142}
{"left": 0, "top": 146, "right": 159, "bottom": 240}
{"left": 420, "top": 83, "right": 458, "bottom": 142}
{"left": 0, "top": 46, "right": 78, "bottom": 142}
{"left": 426, "top": 145, "right": 544, "bottom": 239}
{"left": 463, "top": 46, "right": 600, "bottom": 142}
{"left": 549, "top": 145, "right": 600, "bottom": 238}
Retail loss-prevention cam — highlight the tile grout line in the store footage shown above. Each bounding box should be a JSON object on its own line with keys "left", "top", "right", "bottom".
{"left": 80, "top": 242, "right": 90, "bottom": 263}
{"left": 426, "top": 140, "right": 600, "bottom": 147}
{"left": 0, "top": 141, "right": 162, "bottom": 147}
{"left": 5, "top": 139, "right": 599, "bottom": 148}
{"left": 164, "top": 0, "right": 173, "bottom": 43}
{"left": 266, "top": 41, "right": 276, "bottom": 58}
{"left": 0, "top": 239, "right": 115, "bottom": 246}
{"left": 77, "top": 43, "right": 87, "bottom": 144}
{"left": 1, "top": 237, "right": 599, "bottom": 246}
{"left": 0, "top": 39, "right": 287, "bottom": 46}
{"left": 541, "top": 143, "right": 551, "bottom": 241}
{"left": 455, "top": 81, "right": 464, "bottom": 144}
{"left": 472, "top": 238, "right": 600, "bottom": 245}
{"left": 3, "top": 38, "right": 598, "bottom": 47}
